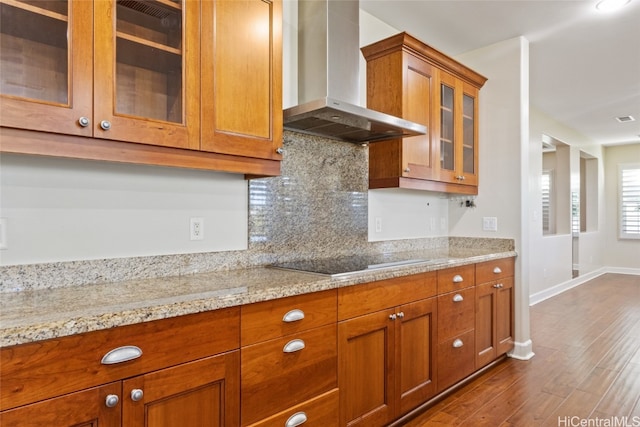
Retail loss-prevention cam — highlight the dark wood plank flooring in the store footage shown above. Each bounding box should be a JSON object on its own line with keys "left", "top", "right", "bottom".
{"left": 403, "top": 273, "right": 640, "bottom": 426}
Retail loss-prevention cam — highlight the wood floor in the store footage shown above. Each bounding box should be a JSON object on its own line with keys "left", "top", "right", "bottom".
{"left": 403, "top": 273, "right": 640, "bottom": 427}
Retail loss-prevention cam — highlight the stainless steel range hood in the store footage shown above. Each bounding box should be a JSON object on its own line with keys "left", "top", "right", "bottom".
{"left": 283, "top": 0, "right": 426, "bottom": 144}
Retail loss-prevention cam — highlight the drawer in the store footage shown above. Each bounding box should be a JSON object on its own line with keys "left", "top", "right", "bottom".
{"left": 245, "top": 388, "right": 339, "bottom": 427}
{"left": 437, "top": 264, "right": 475, "bottom": 294}
{"left": 437, "top": 287, "right": 475, "bottom": 342}
{"left": 437, "top": 329, "right": 475, "bottom": 390}
{"left": 338, "top": 272, "right": 437, "bottom": 320}
{"left": 0, "top": 308, "right": 240, "bottom": 411}
{"left": 241, "top": 324, "right": 337, "bottom": 425}
{"left": 241, "top": 290, "right": 337, "bottom": 346}
{"left": 476, "top": 257, "right": 515, "bottom": 284}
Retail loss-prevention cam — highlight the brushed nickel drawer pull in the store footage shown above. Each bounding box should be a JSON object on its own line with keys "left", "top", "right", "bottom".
{"left": 283, "top": 339, "right": 305, "bottom": 353}
{"left": 453, "top": 339, "right": 464, "bottom": 348}
{"left": 101, "top": 345, "right": 142, "bottom": 365}
{"left": 453, "top": 274, "right": 464, "bottom": 283}
{"left": 285, "top": 411, "right": 308, "bottom": 426}
{"left": 453, "top": 294, "right": 464, "bottom": 302}
{"left": 283, "top": 309, "right": 305, "bottom": 323}
{"left": 493, "top": 267, "right": 502, "bottom": 274}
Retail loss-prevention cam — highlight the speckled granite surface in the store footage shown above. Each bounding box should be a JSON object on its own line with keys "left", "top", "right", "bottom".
{"left": 1, "top": 246, "right": 516, "bottom": 347}
{"left": 0, "top": 131, "right": 517, "bottom": 347}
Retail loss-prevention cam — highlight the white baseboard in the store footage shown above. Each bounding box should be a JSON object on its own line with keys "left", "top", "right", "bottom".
{"left": 508, "top": 339, "right": 535, "bottom": 361}
{"left": 529, "top": 267, "right": 640, "bottom": 306}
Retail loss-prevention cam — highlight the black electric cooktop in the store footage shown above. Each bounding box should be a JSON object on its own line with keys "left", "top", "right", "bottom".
{"left": 270, "top": 254, "right": 431, "bottom": 277}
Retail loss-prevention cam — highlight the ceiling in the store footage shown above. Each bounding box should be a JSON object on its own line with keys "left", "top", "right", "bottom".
{"left": 360, "top": 0, "right": 640, "bottom": 147}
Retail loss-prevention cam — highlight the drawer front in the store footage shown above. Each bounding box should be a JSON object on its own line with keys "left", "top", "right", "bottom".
{"left": 476, "top": 257, "right": 515, "bottom": 284}
{"left": 241, "top": 324, "right": 337, "bottom": 425}
{"left": 437, "top": 329, "right": 475, "bottom": 390}
{"left": 1, "top": 308, "right": 240, "bottom": 411}
{"left": 437, "top": 287, "right": 475, "bottom": 341}
{"left": 241, "top": 290, "right": 337, "bottom": 346}
{"left": 338, "top": 272, "right": 437, "bottom": 320}
{"left": 437, "top": 265, "right": 475, "bottom": 294}
{"left": 245, "top": 388, "right": 339, "bottom": 427}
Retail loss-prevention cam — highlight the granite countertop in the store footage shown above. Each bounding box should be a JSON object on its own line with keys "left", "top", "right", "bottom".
{"left": 0, "top": 247, "right": 516, "bottom": 348}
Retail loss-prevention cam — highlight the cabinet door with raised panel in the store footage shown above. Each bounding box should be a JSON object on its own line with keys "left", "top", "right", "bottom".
{"left": 122, "top": 351, "right": 240, "bottom": 427}
{"left": 0, "top": 382, "right": 121, "bottom": 427}
{"left": 0, "top": 0, "right": 93, "bottom": 136}
{"left": 201, "top": 0, "right": 283, "bottom": 160}
{"left": 397, "top": 297, "right": 438, "bottom": 415}
{"left": 93, "top": 0, "right": 200, "bottom": 149}
{"left": 475, "top": 281, "right": 497, "bottom": 368}
{"left": 338, "top": 308, "right": 396, "bottom": 427}
{"left": 496, "top": 276, "right": 514, "bottom": 356}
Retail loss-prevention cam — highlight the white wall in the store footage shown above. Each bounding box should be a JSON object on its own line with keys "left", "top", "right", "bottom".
{"left": 0, "top": 155, "right": 248, "bottom": 265}
{"left": 603, "top": 144, "right": 640, "bottom": 269}
{"left": 528, "top": 108, "right": 606, "bottom": 300}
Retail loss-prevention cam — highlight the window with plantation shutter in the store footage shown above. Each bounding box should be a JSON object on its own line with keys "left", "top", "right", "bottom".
{"left": 619, "top": 164, "right": 640, "bottom": 239}
{"left": 542, "top": 170, "right": 555, "bottom": 234}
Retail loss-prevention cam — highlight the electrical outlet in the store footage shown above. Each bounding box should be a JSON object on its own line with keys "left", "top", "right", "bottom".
{"left": 482, "top": 217, "right": 498, "bottom": 232}
{"left": 375, "top": 217, "right": 382, "bottom": 233}
{"left": 190, "top": 217, "right": 204, "bottom": 241}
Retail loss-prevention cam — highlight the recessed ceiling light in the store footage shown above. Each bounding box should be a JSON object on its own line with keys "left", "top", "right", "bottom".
{"left": 616, "top": 115, "right": 635, "bottom": 122}
{"left": 596, "top": 0, "right": 631, "bottom": 12}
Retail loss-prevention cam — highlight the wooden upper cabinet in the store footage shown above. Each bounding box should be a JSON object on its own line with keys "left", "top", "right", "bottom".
{"left": 93, "top": 0, "right": 200, "bottom": 150}
{"left": 0, "top": 0, "right": 282, "bottom": 176}
{"left": 0, "top": 0, "right": 93, "bottom": 137}
{"left": 362, "top": 32, "right": 486, "bottom": 195}
{"left": 366, "top": 43, "right": 438, "bottom": 183}
{"left": 200, "top": 0, "right": 283, "bottom": 160}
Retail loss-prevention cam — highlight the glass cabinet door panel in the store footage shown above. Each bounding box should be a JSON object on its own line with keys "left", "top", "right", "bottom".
{"left": 0, "top": 0, "right": 93, "bottom": 136}
{"left": 115, "top": 0, "right": 183, "bottom": 123}
{"left": 0, "top": 0, "right": 68, "bottom": 104}
{"left": 462, "top": 93, "right": 475, "bottom": 174}
{"left": 440, "top": 83, "right": 455, "bottom": 171}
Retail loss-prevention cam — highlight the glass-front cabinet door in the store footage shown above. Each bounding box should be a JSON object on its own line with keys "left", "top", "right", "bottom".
{"left": 438, "top": 72, "right": 457, "bottom": 183}
{"left": 438, "top": 72, "right": 479, "bottom": 186}
{"left": 0, "top": 0, "right": 93, "bottom": 136}
{"left": 461, "top": 82, "right": 479, "bottom": 185}
{"left": 94, "top": 0, "right": 199, "bottom": 149}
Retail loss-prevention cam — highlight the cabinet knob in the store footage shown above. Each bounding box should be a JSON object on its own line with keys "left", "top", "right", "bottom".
{"left": 105, "top": 394, "right": 119, "bottom": 408}
{"left": 276, "top": 147, "right": 284, "bottom": 155}
{"left": 389, "top": 313, "right": 397, "bottom": 321}
{"left": 452, "top": 339, "right": 464, "bottom": 348}
{"left": 282, "top": 309, "right": 305, "bottom": 323}
{"left": 101, "top": 345, "right": 143, "bottom": 365}
{"left": 493, "top": 267, "right": 502, "bottom": 274}
{"left": 100, "top": 120, "right": 112, "bottom": 131}
{"left": 130, "top": 389, "right": 144, "bottom": 402}
{"left": 283, "top": 339, "right": 305, "bottom": 353}
{"left": 397, "top": 311, "right": 405, "bottom": 319}
{"left": 78, "top": 116, "right": 90, "bottom": 127}
{"left": 452, "top": 294, "right": 464, "bottom": 302}
{"left": 404, "top": 168, "right": 410, "bottom": 173}
{"left": 285, "top": 411, "right": 308, "bottom": 427}
{"left": 452, "top": 274, "right": 464, "bottom": 283}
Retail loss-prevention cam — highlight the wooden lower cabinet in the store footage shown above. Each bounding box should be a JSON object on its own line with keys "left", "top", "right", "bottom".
{"left": 123, "top": 351, "right": 240, "bottom": 427}
{"left": 0, "top": 382, "right": 122, "bottom": 427}
{"left": 475, "top": 258, "right": 515, "bottom": 369}
{"left": 476, "top": 276, "right": 515, "bottom": 368}
{"left": 338, "top": 298, "right": 437, "bottom": 427}
{"left": 0, "top": 352, "right": 239, "bottom": 427}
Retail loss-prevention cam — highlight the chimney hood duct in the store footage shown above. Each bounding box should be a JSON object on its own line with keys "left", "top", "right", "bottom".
{"left": 283, "top": 0, "right": 426, "bottom": 144}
